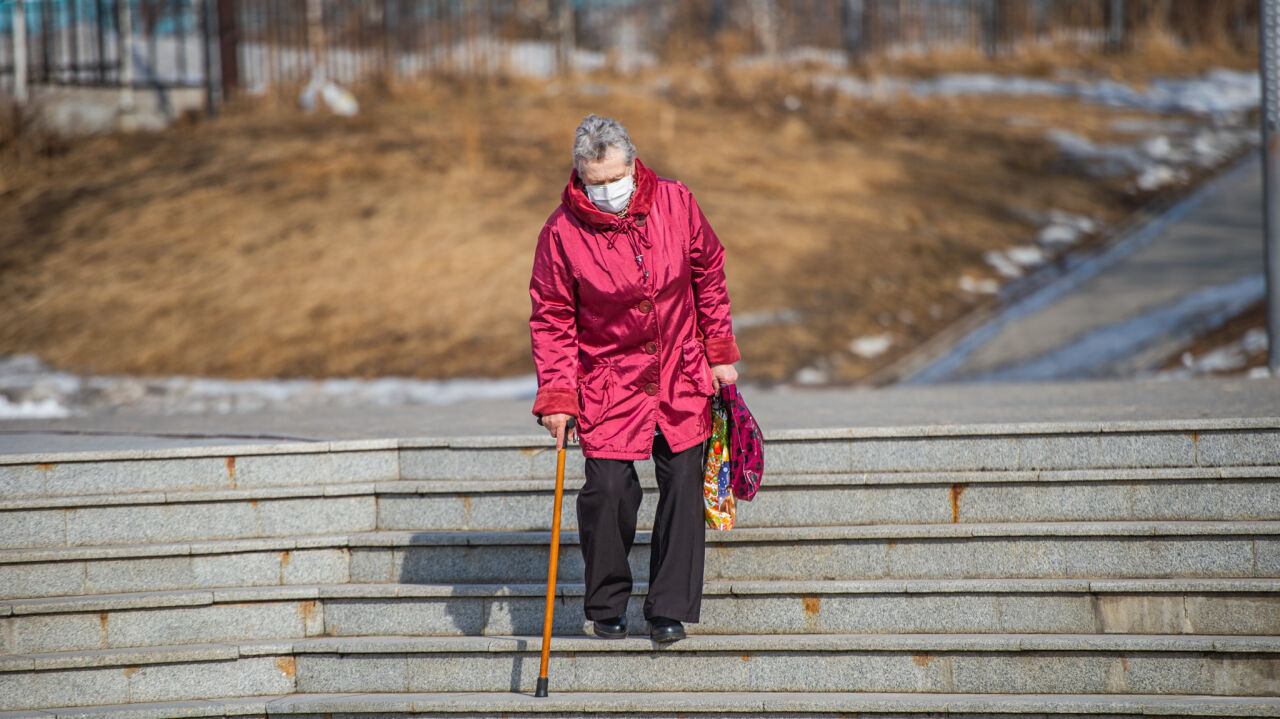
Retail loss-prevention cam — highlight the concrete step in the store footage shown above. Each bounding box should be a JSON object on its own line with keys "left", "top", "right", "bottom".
{"left": 5, "top": 691, "right": 1280, "bottom": 719}
{"left": 3, "top": 522, "right": 1277, "bottom": 600}
{"left": 2, "top": 633, "right": 1278, "bottom": 710}
{"left": 3, "top": 469, "right": 1277, "bottom": 550}
{"left": 0, "top": 440, "right": 401, "bottom": 500}
{"left": 3, "top": 420, "right": 1276, "bottom": 500}
{"left": 0, "top": 485, "right": 379, "bottom": 551}
{"left": 3, "top": 579, "right": 1278, "bottom": 655}
{"left": 353, "top": 522, "right": 1280, "bottom": 585}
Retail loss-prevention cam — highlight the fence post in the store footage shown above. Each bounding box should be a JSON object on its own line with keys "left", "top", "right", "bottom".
{"left": 1261, "top": 0, "right": 1280, "bottom": 373}
{"left": 201, "top": 0, "right": 218, "bottom": 116}
{"left": 382, "top": 0, "right": 393, "bottom": 83}
{"left": 306, "top": 0, "right": 322, "bottom": 82}
{"left": 1107, "top": 0, "right": 1125, "bottom": 52}
{"left": 981, "top": 0, "right": 997, "bottom": 58}
{"left": 751, "top": 0, "right": 778, "bottom": 61}
{"left": 708, "top": 0, "right": 727, "bottom": 35}
{"left": 841, "top": 0, "right": 864, "bottom": 62}
{"left": 11, "top": 0, "right": 27, "bottom": 102}
{"left": 120, "top": 0, "right": 135, "bottom": 111}
{"left": 556, "top": 0, "right": 573, "bottom": 76}
{"left": 216, "top": 0, "right": 237, "bottom": 98}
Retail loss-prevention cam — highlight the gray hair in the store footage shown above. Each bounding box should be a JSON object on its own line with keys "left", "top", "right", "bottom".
{"left": 572, "top": 114, "right": 636, "bottom": 174}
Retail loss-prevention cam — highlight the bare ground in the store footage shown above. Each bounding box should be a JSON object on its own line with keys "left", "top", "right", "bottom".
{"left": 0, "top": 49, "right": 1259, "bottom": 386}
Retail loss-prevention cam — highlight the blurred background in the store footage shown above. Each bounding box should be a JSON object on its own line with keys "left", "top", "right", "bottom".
{"left": 0, "top": 0, "right": 1267, "bottom": 418}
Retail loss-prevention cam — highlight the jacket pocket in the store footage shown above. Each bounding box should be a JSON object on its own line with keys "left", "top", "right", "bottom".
{"left": 681, "top": 338, "right": 714, "bottom": 396}
{"left": 577, "top": 358, "right": 615, "bottom": 429}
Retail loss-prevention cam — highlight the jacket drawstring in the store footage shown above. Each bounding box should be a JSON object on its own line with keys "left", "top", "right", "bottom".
{"left": 605, "top": 218, "right": 652, "bottom": 283}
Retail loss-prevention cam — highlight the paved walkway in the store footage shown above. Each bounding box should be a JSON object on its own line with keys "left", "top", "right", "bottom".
{"left": 914, "top": 157, "right": 1267, "bottom": 382}
{"left": 1, "top": 376, "right": 1276, "bottom": 455}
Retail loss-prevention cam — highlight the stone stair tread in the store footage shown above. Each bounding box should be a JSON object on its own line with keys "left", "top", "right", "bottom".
{"left": 0, "top": 534, "right": 354, "bottom": 563}
{"left": 5, "top": 576, "right": 1280, "bottom": 617}
{"left": 5, "top": 415, "right": 1277, "bottom": 469}
{"left": 283, "top": 632, "right": 1280, "bottom": 654}
{"left": 4, "top": 691, "right": 1280, "bottom": 719}
{"left": 354, "top": 520, "right": 1280, "bottom": 547}
{"left": 5, "top": 633, "right": 1279, "bottom": 672}
{"left": 375, "top": 463, "right": 1280, "bottom": 487}
{"left": 7, "top": 464, "right": 1280, "bottom": 508}
{"left": 0, "top": 484, "right": 377, "bottom": 510}
{"left": 352, "top": 520, "right": 1280, "bottom": 545}
{"left": 4, "top": 520, "right": 1278, "bottom": 564}
{"left": 0, "top": 438, "right": 406, "bottom": 467}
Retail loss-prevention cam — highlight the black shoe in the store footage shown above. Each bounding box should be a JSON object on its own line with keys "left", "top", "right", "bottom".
{"left": 592, "top": 615, "right": 627, "bottom": 639}
{"left": 648, "top": 616, "right": 686, "bottom": 643}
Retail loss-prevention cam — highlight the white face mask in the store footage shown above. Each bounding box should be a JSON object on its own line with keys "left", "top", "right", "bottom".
{"left": 584, "top": 173, "right": 635, "bottom": 214}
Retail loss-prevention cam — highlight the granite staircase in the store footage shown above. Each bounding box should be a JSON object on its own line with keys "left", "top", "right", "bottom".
{"left": 1, "top": 420, "right": 1278, "bottom": 717}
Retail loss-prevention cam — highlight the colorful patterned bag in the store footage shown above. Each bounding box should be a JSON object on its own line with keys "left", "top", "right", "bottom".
{"left": 702, "top": 392, "right": 736, "bottom": 530}
{"left": 703, "top": 383, "right": 765, "bottom": 529}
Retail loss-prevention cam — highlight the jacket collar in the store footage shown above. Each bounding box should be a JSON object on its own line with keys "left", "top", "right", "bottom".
{"left": 561, "top": 157, "right": 657, "bottom": 231}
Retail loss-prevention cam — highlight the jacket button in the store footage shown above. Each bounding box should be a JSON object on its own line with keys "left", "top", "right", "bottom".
{"left": 645, "top": 341, "right": 658, "bottom": 354}
{"left": 638, "top": 299, "right": 653, "bottom": 313}
{"left": 644, "top": 382, "right": 659, "bottom": 395}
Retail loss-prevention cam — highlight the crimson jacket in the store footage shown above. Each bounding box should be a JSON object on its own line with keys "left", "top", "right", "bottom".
{"left": 528, "top": 158, "right": 741, "bottom": 460}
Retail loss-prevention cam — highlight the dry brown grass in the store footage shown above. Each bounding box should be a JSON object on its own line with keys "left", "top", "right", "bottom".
{"left": 0, "top": 58, "right": 1253, "bottom": 385}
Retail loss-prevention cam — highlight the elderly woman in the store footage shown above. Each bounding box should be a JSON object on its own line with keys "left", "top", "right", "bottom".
{"left": 528, "top": 114, "right": 741, "bottom": 644}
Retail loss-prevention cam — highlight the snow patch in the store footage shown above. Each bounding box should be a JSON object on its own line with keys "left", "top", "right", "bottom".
{"left": 1005, "top": 245, "right": 1047, "bottom": 267}
{"left": 1031, "top": 210, "right": 1098, "bottom": 251}
{"left": 0, "top": 395, "right": 71, "bottom": 419}
{"left": 1047, "top": 129, "right": 1149, "bottom": 177}
{"left": 958, "top": 275, "right": 1000, "bottom": 294}
{"left": 1110, "top": 118, "right": 1193, "bottom": 135}
{"left": 735, "top": 46, "right": 849, "bottom": 71}
{"left": 849, "top": 333, "right": 893, "bottom": 359}
{"left": 984, "top": 250, "right": 1024, "bottom": 279}
{"left": 1158, "top": 326, "right": 1269, "bottom": 379}
{"left": 792, "top": 366, "right": 828, "bottom": 385}
{"left": 1189, "top": 128, "right": 1254, "bottom": 168}
{"left": 1243, "top": 327, "right": 1270, "bottom": 355}
{"left": 298, "top": 76, "right": 360, "bottom": 116}
{"left": 1142, "top": 135, "right": 1173, "bottom": 160}
{"left": 1038, "top": 224, "right": 1083, "bottom": 248}
{"left": 0, "top": 353, "right": 541, "bottom": 417}
{"left": 813, "top": 68, "right": 1260, "bottom": 119}
{"left": 1047, "top": 126, "right": 1250, "bottom": 192}
{"left": 1048, "top": 210, "right": 1098, "bottom": 234}
{"left": 1135, "top": 164, "right": 1182, "bottom": 192}
{"left": 735, "top": 308, "right": 803, "bottom": 330}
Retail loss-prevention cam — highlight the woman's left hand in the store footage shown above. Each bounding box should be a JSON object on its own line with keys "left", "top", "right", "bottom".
{"left": 710, "top": 364, "right": 739, "bottom": 394}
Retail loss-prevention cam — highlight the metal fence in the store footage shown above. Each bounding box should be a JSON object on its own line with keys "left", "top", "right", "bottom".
{"left": 0, "top": 0, "right": 1262, "bottom": 104}
{"left": 0, "top": 0, "right": 210, "bottom": 90}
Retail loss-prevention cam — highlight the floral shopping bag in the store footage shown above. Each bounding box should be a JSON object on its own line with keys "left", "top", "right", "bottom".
{"left": 703, "top": 392, "right": 736, "bottom": 530}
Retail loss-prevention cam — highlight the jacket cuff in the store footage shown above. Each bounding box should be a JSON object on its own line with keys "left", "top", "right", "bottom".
{"left": 705, "top": 335, "right": 742, "bottom": 365}
{"left": 532, "top": 386, "right": 579, "bottom": 418}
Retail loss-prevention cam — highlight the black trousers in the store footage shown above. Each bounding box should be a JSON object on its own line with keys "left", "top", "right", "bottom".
{"left": 576, "top": 428, "right": 707, "bottom": 623}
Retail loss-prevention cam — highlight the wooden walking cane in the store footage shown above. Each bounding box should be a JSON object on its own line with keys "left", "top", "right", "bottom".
{"left": 535, "top": 416, "right": 574, "bottom": 698}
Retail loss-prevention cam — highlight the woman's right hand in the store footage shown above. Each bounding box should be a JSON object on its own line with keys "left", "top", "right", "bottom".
{"left": 541, "top": 413, "right": 577, "bottom": 449}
